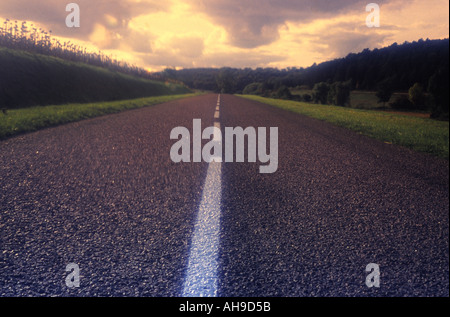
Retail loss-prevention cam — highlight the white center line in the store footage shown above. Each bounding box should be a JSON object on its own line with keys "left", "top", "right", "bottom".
{"left": 182, "top": 96, "right": 222, "bottom": 297}
{"left": 214, "top": 111, "right": 220, "bottom": 119}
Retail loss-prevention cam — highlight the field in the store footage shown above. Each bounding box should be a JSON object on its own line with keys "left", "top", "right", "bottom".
{"left": 239, "top": 95, "right": 449, "bottom": 159}
{"left": 0, "top": 94, "right": 198, "bottom": 140}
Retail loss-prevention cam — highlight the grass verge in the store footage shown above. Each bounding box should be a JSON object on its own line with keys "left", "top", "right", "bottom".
{"left": 238, "top": 95, "right": 449, "bottom": 159}
{"left": 0, "top": 93, "right": 198, "bottom": 140}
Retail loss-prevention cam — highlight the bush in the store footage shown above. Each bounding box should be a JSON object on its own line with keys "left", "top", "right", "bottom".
{"left": 328, "top": 81, "right": 351, "bottom": 106}
{"left": 274, "top": 85, "right": 292, "bottom": 100}
{"left": 243, "top": 82, "right": 263, "bottom": 95}
{"left": 376, "top": 80, "right": 394, "bottom": 107}
{"left": 408, "top": 83, "right": 427, "bottom": 110}
{"left": 390, "top": 95, "right": 414, "bottom": 110}
{"left": 312, "top": 82, "right": 330, "bottom": 104}
{"left": 302, "top": 94, "right": 312, "bottom": 102}
{"left": 428, "top": 68, "right": 449, "bottom": 120}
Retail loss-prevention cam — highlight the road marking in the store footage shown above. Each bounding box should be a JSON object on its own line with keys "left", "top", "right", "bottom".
{"left": 214, "top": 111, "right": 220, "bottom": 119}
{"left": 182, "top": 98, "right": 222, "bottom": 297}
{"left": 213, "top": 122, "right": 221, "bottom": 141}
{"left": 216, "top": 106, "right": 220, "bottom": 111}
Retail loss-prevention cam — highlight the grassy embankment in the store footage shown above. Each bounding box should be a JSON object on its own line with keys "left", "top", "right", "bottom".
{"left": 238, "top": 95, "right": 449, "bottom": 159}
{"left": 0, "top": 94, "right": 198, "bottom": 140}
{"left": 0, "top": 46, "right": 195, "bottom": 139}
{"left": 0, "top": 47, "right": 191, "bottom": 108}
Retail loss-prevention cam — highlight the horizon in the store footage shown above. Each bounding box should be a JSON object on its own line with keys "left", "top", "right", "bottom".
{"left": 162, "top": 37, "right": 450, "bottom": 72}
{"left": 0, "top": 0, "right": 449, "bottom": 72}
{"left": 1, "top": 0, "right": 449, "bottom": 302}
{"left": 0, "top": 28, "right": 447, "bottom": 74}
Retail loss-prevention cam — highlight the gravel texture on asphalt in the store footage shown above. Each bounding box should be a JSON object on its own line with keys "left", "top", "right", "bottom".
{"left": 218, "top": 95, "right": 449, "bottom": 297}
{"left": 0, "top": 95, "right": 215, "bottom": 296}
{"left": 1, "top": 94, "right": 448, "bottom": 297}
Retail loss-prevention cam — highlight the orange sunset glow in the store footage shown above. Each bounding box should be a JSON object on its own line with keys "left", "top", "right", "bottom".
{"left": 1, "top": 0, "right": 449, "bottom": 71}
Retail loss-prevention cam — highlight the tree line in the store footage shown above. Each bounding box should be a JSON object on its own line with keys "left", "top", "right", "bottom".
{"left": 1, "top": 19, "right": 448, "bottom": 119}
{"left": 0, "top": 19, "right": 161, "bottom": 81}
{"left": 161, "top": 39, "right": 449, "bottom": 120}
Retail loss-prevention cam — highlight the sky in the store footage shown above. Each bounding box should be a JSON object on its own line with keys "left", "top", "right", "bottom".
{"left": 0, "top": 0, "right": 449, "bottom": 71}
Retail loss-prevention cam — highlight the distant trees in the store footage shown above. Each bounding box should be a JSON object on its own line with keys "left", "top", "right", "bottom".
{"left": 0, "top": 19, "right": 161, "bottom": 81}
{"left": 273, "top": 85, "right": 292, "bottom": 100}
{"left": 408, "top": 83, "right": 427, "bottom": 109}
{"left": 312, "top": 82, "right": 330, "bottom": 104}
{"left": 162, "top": 39, "right": 448, "bottom": 118}
{"left": 242, "top": 82, "right": 262, "bottom": 95}
{"left": 216, "top": 68, "right": 236, "bottom": 94}
{"left": 301, "top": 94, "right": 312, "bottom": 102}
{"left": 428, "top": 68, "right": 449, "bottom": 120}
{"left": 311, "top": 81, "right": 350, "bottom": 106}
{"left": 162, "top": 39, "right": 449, "bottom": 104}
{"left": 389, "top": 95, "right": 414, "bottom": 110}
{"left": 2, "top": 20, "right": 447, "bottom": 120}
{"left": 376, "top": 80, "right": 394, "bottom": 107}
{"left": 328, "top": 81, "right": 351, "bottom": 106}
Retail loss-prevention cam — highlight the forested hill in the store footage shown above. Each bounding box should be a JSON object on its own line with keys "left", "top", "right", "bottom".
{"left": 300, "top": 38, "right": 449, "bottom": 91}
{"left": 161, "top": 39, "right": 449, "bottom": 94}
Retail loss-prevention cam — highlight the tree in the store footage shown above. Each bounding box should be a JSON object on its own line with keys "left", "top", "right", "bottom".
{"left": 163, "top": 68, "right": 178, "bottom": 80}
{"left": 428, "top": 68, "right": 449, "bottom": 120}
{"left": 312, "top": 82, "right": 330, "bottom": 104}
{"left": 328, "top": 81, "right": 351, "bottom": 106}
{"left": 274, "top": 85, "right": 292, "bottom": 100}
{"left": 302, "top": 94, "right": 312, "bottom": 102}
{"left": 376, "top": 80, "right": 393, "bottom": 107}
{"left": 390, "top": 95, "right": 414, "bottom": 110}
{"left": 408, "top": 83, "right": 427, "bottom": 109}
{"left": 243, "top": 82, "right": 262, "bottom": 95}
{"left": 215, "top": 68, "right": 236, "bottom": 93}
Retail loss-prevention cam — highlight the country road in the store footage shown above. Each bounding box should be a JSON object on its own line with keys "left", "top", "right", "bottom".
{"left": 0, "top": 94, "right": 448, "bottom": 297}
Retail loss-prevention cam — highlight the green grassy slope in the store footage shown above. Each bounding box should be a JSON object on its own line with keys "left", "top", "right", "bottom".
{"left": 0, "top": 47, "right": 190, "bottom": 109}
{"left": 239, "top": 95, "right": 449, "bottom": 159}
{"left": 0, "top": 94, "right": 199, "bottom": 140}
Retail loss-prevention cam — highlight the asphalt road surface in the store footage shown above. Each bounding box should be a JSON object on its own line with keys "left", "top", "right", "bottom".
{"left": 0, "top": 94, "right": 448, "bottom": 297}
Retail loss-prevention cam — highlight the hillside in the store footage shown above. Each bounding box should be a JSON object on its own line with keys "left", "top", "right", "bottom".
{"left": 162, "top": 39, "right": 449, "bottom": 94}
{"left": 161, "top": 39, "right": 449, "bottom": 119}
{"left": 0, "top": 47, "right": 190, "bottom": 109}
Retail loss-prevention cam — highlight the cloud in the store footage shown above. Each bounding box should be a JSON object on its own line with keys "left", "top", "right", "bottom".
{"left": 170, "top": 36, "right": 205, "bottom": 58}
{"left": 121, "top": 29, "right": 155, "bottom": 54}
{"left": 316, "top": 31, "right": 390, "bottom": 58}
{"left": 298, "top": 19, "right": 395, "bottom": 59}
{"left": 139, "top": 36, "right": 205, "bottom": 68}
{"left": 0, "top": 0, "right": 169, "bottom": 40}
{"left": 200, "top": 50, "right": 286, "bottom": 68}
{"left": 141, "top": 51, "right": 285, "bottom": 70}
{"left": 0, "top": 0, "right": 447, "bottom": 71}
{"left": 187, "top": 0, "right": 391, "bottom": 48}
